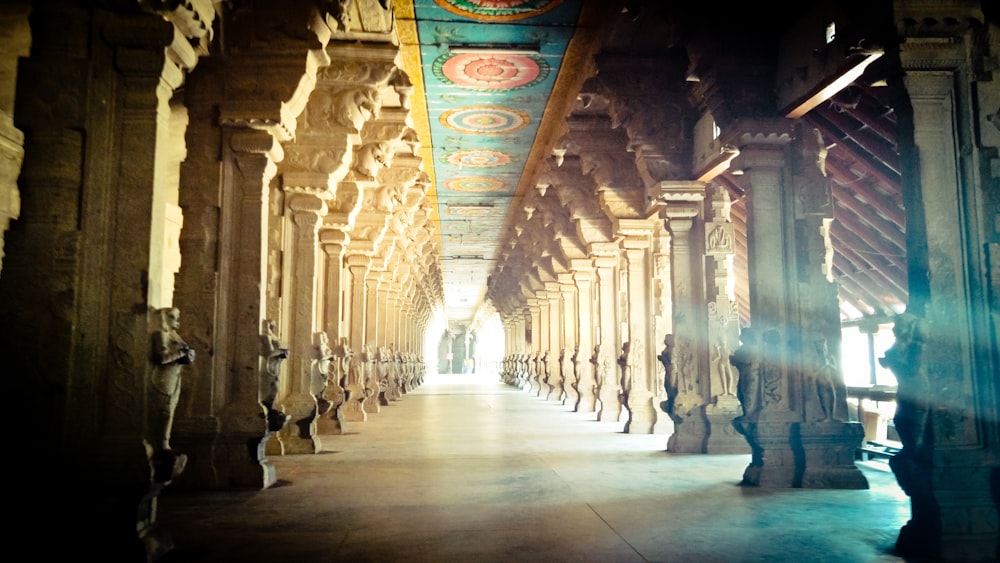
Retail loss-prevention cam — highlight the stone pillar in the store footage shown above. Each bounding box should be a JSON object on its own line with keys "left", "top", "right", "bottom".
{"left": 702, "top": 186, "right": 746, "bottom": 453}
{"left": 727, "top": 119, "right": 865, "bottom": 488}
{"left": 558, "top": 272, "right": 579, "bottom": 407}
{"left": 545, "top": 282, "right": 564, "bottom": 401}
{"left": 527, "top": 297, "right": 542, "bottom": 394}
{"left": 663, "top": 199, "right": 709, "bottom": 450}
{"left": 592, "top": 245, "right": 622, "bottom": 422}
{"left": 274, "top": 193, "right": 325, "bottom": 454}
{"left": 649, "top": 220, "right": 673, "bottom": 435}
{"left": 343, "top": 253, "right": 371, "bottom": 421}
{"left": 620, "top": 229, "right": 656, "bottom": 434}
{"left": 0, "top": 2, "right": 28, "bottom": 278}
{"left": 211, "top": 130, "right": 286, "bottom": 481}
{"left": 571, "top": 262, "right": 597, "bottom": 412}
{"left": 537, "top": 295, "right": 552, "bottom": 395}
{"left": 316, "top": 229, "right": 348, "bottom": 433}
{"left": 0, "top": 5, "right": 218, "bottom": 555}
{"left": 882, "top": 9, "right": 1000, "bottom": 557}
{"left": 364, "top": 269, "right": 382, "bottom": 411}
{"left": 787, "top": 121, "right": 866, "bottom": 489}
{"left": 727, "top": 123, "right": 800, "bottom": 487}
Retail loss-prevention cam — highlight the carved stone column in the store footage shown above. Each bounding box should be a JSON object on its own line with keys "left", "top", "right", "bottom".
{"left": 702, "top": 186, "right": 747, "bottom": 453}
{"left": 620, "top": 228, "right": 656, "bottom": 434}
{"left": 0, "top": 2, "right": 28, "bottom": 278}
{"left": 343, "top": 253, "right": 371, "bottom": 421}
{"left": 526, "top": 297, "right": 542, "bottom": 394}
{"left": 649, "top": 220, "right": 673, "bottom": 435}
{"left": 884, "top": 7, "right": 1000, "bottom": 557}
{"left": 274, "top": 193, "right": 325, "bottom": 454}
{"left": 544, "top": 282, "right": 564, "bottom": 401}
{"left": 557, "top": 272, "right": 579, "bottom": 408}
{"left": 363, "top": 269, "right": 382, "bottom": 411}
{"left": 725, "top": 122, "right": 800, "bottom": 487}
{"left": 0, "top": 4, "right": 219, "bottom": 555}
{"left": 662, "top": 188, "right": 709, "bottom": 450}
{"left": 316, "top": 229, "right": 348, "bottom": 434}
{"left": 571, "top": 262, "right": 597, "bottom": 412}
{"left": 592, "top": 245, "right": 622, "bottom": 422}
{"left": 787, "top": 121, "right": 866, "bottom": 489}
{"left": 0, "top": 114, "right": 22, "bottom": 279}
{"left": 727, "top": 119, "right": 865, "bottom": 488}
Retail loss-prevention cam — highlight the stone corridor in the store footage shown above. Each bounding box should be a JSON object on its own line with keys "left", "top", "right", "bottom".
{"left": 158, "top": 371, "right": 910, "bottom": 563}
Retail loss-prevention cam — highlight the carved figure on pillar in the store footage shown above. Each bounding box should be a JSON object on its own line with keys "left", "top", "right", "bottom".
{"left": 319, "top": 336, "right": 349, "bottom": 433}
{"left": 539, "top": 350, "right": 550, "bottom": 397}
{"left": 730, "top": 326, "right": 761, "bottom": 431}
{"left": 261, "top": 319, "right": 290, "bottom": 432}
{"left": 148, "top": 307, "right": 196, "bottom": 481}
{"left": 658, "top": 334, "right": 677, "bottom": 414}
{"left": 877, "top": 314, "right": 937, "bottom": 554}
{"left": 812, "top": 339, "right": 839, "bottom": 422}
{"left": 617, "top": 341, "right": 631, "bottom": 409}
{"left": 313, "top": 332, "right": 334, "bottom": 421}
{"left": 559, "top": 347, "right": 574, "bottom": 403}
{"left": 711, "top": 336, "right": 736, "bottom": 397}
{"left": 361, "top": 345, "right": 380, "bottom": 412}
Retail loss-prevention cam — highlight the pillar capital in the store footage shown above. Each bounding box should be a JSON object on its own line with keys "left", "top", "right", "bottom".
{"left": 286, "top": 191, "right": 327, "bottom": 214}
{"left": 320, "top": 228, "right": 350, "bottom": 247}
{"left": 345, "top": 253, "right": 371, "bottom": 268}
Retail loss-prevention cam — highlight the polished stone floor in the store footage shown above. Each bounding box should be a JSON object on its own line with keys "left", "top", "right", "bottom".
{"left": 158, "top": 371, "right": 912, "bottom": 563}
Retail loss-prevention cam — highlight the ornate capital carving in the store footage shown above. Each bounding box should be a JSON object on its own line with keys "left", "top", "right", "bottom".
{"left": 229, "top": 130, "right": 283, "bottom": 161}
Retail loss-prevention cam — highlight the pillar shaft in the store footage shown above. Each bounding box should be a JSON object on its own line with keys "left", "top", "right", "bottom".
{"left": 572, "top": 264, "right": 597, "bottom": 412}
{"left": 275, "top": 192, "right": 326, "bottom": 454}
{"left": 593, "top": 249, "right": 621, "bottom": 422}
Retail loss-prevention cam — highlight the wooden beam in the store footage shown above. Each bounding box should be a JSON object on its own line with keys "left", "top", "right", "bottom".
{"left": 810, "top": 109, "right": 899, "bottom": 175}
{"left": 831, "top": 181, "right": 906, "bottom": 249}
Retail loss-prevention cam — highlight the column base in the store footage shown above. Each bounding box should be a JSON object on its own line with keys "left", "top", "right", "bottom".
{"left": 596, "top": 389, "right": 623, "bottom": 422}
{"left": 277, "top": 393, "right": 321, "bottom": 455}
{"left": 704, "top": 396, "right": 749, "bottom": 454}
{"left": 624, "top": 392, "right": 656, "bottom": 434}
{"left": 794, "top": 421, "right": 868, "bottom": 489}
{"left": 217, "top": 405, "right": 278, "bottom": 488}
{"left": 735, "top": 419, "right": 798, "bottom": 487}
{"left": 666, "top": 402, "right": 708, "bottom": 452}
{"left": 170, "top": 416, "right": 222, "bottom": 490}
{"left": 562, "top": 383, "right": 579, "bottom": 408}
{"left": 575, "top": 387, "right": 597, "bottom": 413}
{"left": 341, "top": 399, "right": 368, "bottom": 422}
{"left": 546, "top": 378, "right": 563, "bottom": 402}
{"left": 316, "top": 408, "right": 348, "bottom": 434}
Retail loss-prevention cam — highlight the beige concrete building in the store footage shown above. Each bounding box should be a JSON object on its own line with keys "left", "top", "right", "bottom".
{"left": 0, "top": 0, "right": 996, "bottom": 560}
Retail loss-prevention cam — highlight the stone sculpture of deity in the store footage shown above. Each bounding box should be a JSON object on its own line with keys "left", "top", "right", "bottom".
{"left": 261, "top": 319, "right": 290, "bottom": 431}
{"left": 149, "top": 307, "right": 196, "bottom": 453}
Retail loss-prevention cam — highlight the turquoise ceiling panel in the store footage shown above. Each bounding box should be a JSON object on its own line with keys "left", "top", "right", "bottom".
{"left": 414, "top": 0, "right": 582, "bottom": 322}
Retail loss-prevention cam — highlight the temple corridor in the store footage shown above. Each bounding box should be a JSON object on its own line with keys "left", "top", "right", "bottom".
{"left": 157, "top": 371, "right": 910, "bottom": 563}
{"left": 1, "top": 1, "right": 996, "bottom": 560}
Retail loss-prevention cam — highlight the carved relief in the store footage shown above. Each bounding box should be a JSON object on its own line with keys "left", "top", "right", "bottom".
{"left": 731, "top": 327, "right": 761, "bottom": 426}
{"left": 261, "top": 319, "right": 290, "bottom": 431}
{"left": 148, "top": 307, "right": 196, "bottom": 454}
{"left": 331, "top": 86, "right": 381, "bottom": 133}
{"left": 705, "top": 223, "right": 735, "bottom": 255}
{"left": 352, "top": 141, "right": 391, "bottom": 179}
{"left": 145, "top": 307, "right": 195, "bottom": 483}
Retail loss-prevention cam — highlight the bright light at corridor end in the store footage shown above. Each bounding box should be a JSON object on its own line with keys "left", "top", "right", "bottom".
{"left": 423, "top": 310, "right": 448, "bottom": 374}
{"left": 475, "top": 314, "right": 504, "bottom": 374}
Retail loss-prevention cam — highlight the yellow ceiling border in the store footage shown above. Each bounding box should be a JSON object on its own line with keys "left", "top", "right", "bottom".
{"left": 393, "top": 0, "right": 442, "bottom": 254}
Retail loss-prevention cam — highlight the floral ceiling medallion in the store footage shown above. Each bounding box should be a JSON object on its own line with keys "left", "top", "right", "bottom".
{"left": 440, "top": 106, "right": 530, "bottom": 135}
{"left": 433, "top": 0, "right": 565, "bottom": 22}
{"left": 444, "top": 149, "right": 512, "bottom": 168}
{"left": 443, "top": 176, "right": 508, "bottom": 192}
{"left": 433, "top": 52, "right": 549, "bottom": 91}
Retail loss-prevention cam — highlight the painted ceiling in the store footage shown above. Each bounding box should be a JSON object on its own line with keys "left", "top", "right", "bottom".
{"left": 406, "top": 0, "right": 583, "bottom": 328}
